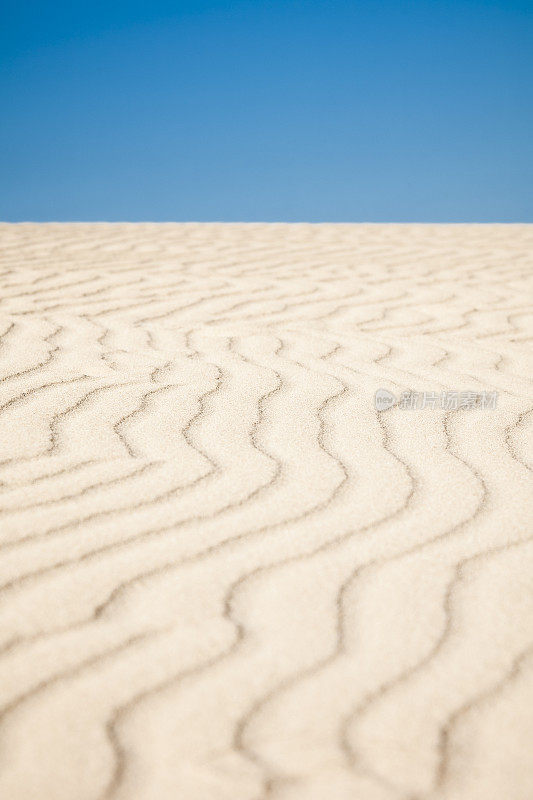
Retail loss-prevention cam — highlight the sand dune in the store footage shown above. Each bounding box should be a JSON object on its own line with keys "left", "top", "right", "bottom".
{"left": 0, "top": 222, "right": 532, "bottom": 800}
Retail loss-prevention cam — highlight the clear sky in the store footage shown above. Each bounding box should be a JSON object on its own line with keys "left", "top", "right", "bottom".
{"left": 1, "top": 1, "right": 532, "bottom": 221}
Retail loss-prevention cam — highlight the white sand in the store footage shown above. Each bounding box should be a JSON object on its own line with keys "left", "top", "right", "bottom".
{"left": 0, "top": 223, "right": 532, "bottom": 800}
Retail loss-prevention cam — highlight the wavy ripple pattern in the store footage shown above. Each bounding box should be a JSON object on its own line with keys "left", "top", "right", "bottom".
{"left": 0, "top": 223, "right": 532, "bottom": 800}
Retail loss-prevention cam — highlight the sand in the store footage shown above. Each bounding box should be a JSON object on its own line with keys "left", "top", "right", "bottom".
{"left": 0, "top": 222, "right": 532, "bottom": 800}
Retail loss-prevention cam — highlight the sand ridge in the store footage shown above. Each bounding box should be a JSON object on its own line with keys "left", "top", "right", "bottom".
{"left": 0, "top": 223, "right": 532, "bottom": 799}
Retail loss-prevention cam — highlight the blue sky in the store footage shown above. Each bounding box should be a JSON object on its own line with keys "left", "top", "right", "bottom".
{"left": 1, "top": 1, "right": 532, "bottom": 221}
